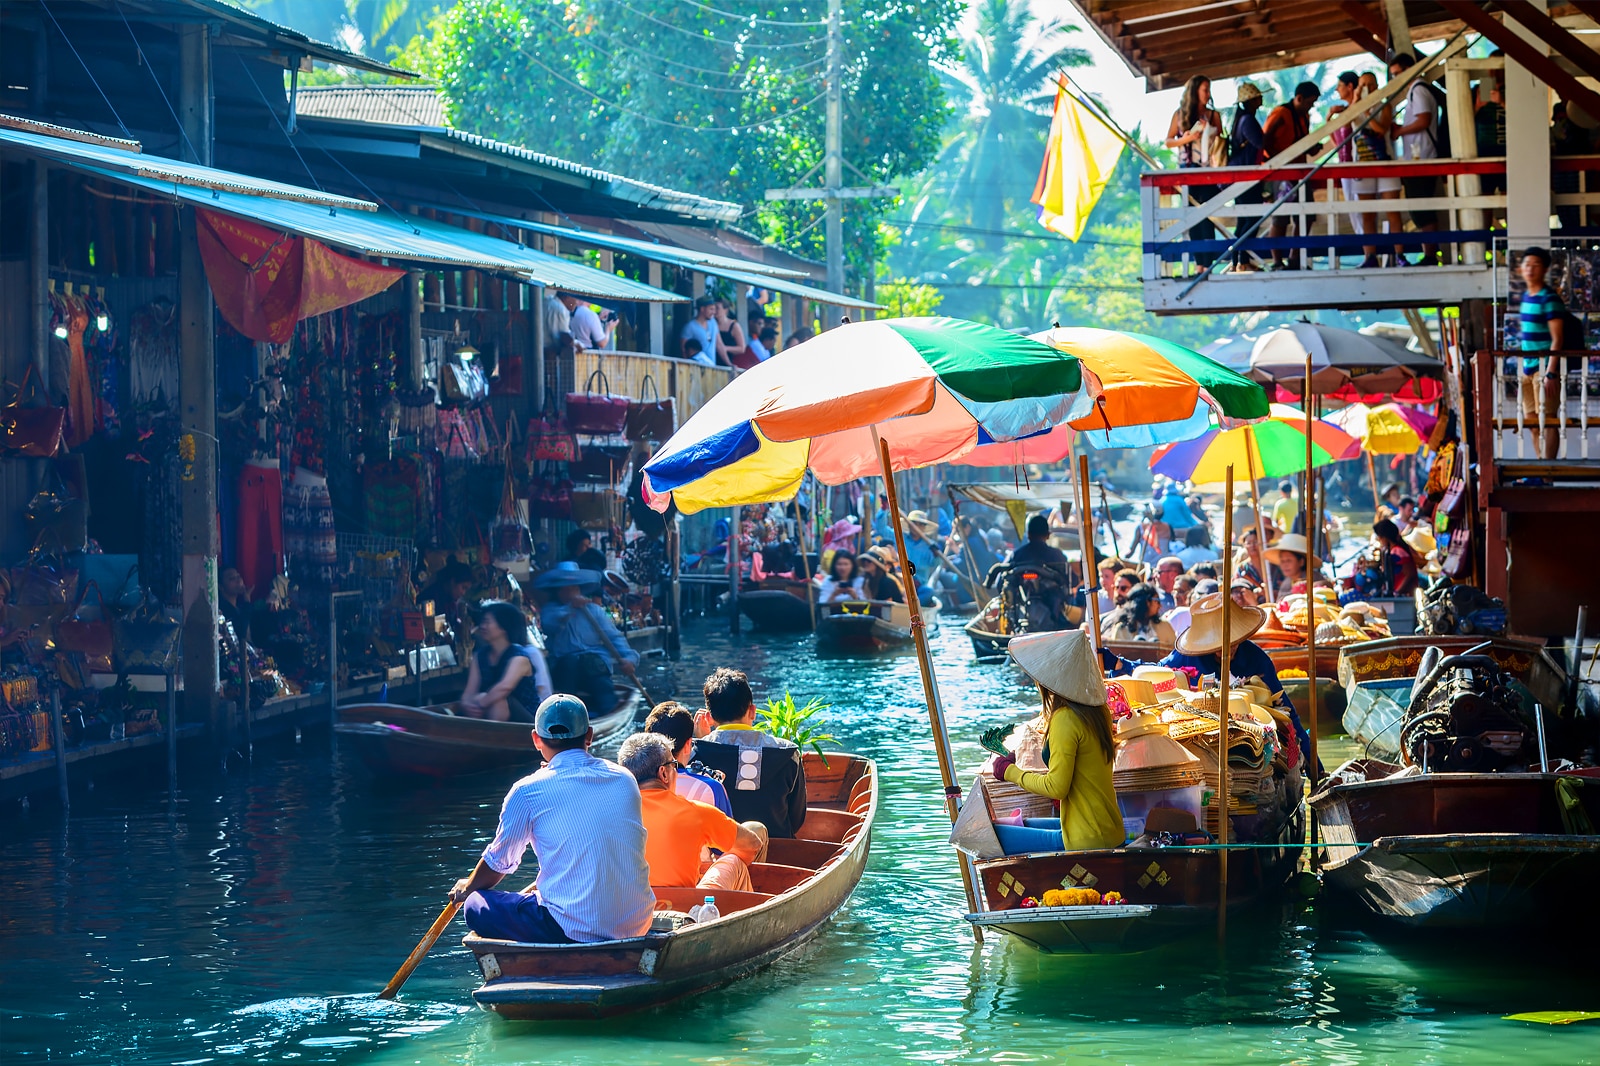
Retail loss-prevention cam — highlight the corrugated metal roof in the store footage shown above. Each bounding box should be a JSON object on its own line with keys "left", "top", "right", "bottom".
{"left": 294, "top": 86, "right": 446, "bottom": 127}
{"left": 80, "top": 166, "right": 687, "bottom": 303}
{"left": 110, "top": 0, "right": 411, "bottom": 78}
{"left": 443, "top": 208, "right": 811, "bottom": 280}
{"left": 0, "top": 125, "right": 374, "bottom": 211}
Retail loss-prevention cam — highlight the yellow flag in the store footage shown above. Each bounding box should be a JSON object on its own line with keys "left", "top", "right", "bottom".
{"left": 1031, "top": 83, "right": 1126, "bottom": 241}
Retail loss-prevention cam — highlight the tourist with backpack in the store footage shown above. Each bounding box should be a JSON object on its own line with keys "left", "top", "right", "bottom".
{"left": 1390, "top": 53, "right": 1448, "bottom": 266}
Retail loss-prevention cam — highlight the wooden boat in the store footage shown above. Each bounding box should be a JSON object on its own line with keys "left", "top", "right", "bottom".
{"left": 816, "top": 599, "right": 939, "bottom": 652}
{"left": 1311, "top": 759, "right": 1600, "bottom": 929}
{"left": 966, "top": 620, "right": 1009, "bottom": 660}
{"left": 738, "top": 585, "right": 815, "bottom": 632}
{"left": 1336, "top": 634, "right": 1564, "bottom": 709}
{"left": 464, "top": 751, "right": 877, "bottom": 1018}
{"left": 964, "top": 815, "right": 1303, "bottom": 953}
{"left": 335, "top": 684, "right": 640, "bottom": 779}
{"left": 1341, "top": 677, "right": 1412, "bottom": 762}
{"left": 1260, "top": 642, "right": 1344, "bottom": 681}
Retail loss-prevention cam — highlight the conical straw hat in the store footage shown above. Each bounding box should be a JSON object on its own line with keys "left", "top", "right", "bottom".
{"left": 1008, "top": 629, "right": 1105, "bottom": 706}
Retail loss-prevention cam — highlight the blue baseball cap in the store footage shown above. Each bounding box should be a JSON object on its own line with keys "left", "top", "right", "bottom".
{"left": 534, "top": 694, "right": 590, "bottom": 740}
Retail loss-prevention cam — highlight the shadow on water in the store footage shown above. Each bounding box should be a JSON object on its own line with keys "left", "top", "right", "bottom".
{"left": 4, "top": 616, "right": 1600, "bottom": 1065}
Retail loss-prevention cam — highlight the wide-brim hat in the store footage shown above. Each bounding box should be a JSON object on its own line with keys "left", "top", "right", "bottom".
{"left": 825, "top": 517, "right": 862, "bottom": 540}
{"left": 1177, "top": 592, "right": 1268, "bottom": 655}
{"left": 1263, "top": 532, "right": 1320, "bottom": 571}
{"left": 1404, "top": 526, "right": 1437, "bottom": 556}
{"left": 1236, "top": 81, "right": 1266, "bottom": 104}
{"left": 1008, "top": 630, "right": 1105, "bottom": 706}
{"left": 902, "top": 509, "right": 939, "bottom": 533}
{"left": 1131, "top": 664, "right": 1190, "bottom": 702}
{"left": 532, "top": 560, "right": 603, "bottom": 590}
{"left": 865, "top": 545, "right": 897, "bottom": 569}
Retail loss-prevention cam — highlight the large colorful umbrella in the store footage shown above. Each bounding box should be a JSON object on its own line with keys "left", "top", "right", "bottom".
{"left": 1250, "top": 322, "right": 1442, "bottom": 398}
{"left": 1149, "top": 403, "right": 1360, "bottom": 483}
{"left": 1039, "top": 327, "right": 1271, "bottom": 447}
{"left": 642, "top": 317, "right": 1095, "bottom": 514}
{"left": 1326, "top": 402, "right": 1438, "bottom": 455}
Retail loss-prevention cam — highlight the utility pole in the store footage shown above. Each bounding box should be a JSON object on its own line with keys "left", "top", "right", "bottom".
{"left": 766, "top": 0, "right": 893, "bottom": 329}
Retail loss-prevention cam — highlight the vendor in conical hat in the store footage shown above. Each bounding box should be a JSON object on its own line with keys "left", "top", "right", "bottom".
{"left": 987, "top": 630, "right": 1125, "bottom": 852}
{"left": 1100, "top": 591, "right": 1314, "bottom": 773}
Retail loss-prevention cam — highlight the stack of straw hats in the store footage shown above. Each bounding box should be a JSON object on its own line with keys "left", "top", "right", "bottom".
{"left": 1113, "top": 710, "right": 1205, "bottom": 793}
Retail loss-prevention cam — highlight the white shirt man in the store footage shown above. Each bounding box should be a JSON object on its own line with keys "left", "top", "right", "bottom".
{"left": 565, "top": 294, "right": 615, "bottom": 352}
{"left": 1398, "top": 79, "right": 1439, "bottom": 161}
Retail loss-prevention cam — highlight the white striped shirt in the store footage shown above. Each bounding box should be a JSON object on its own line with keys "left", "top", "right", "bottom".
{"left": 481, "top": 749, "right": 655, "bottom": 943}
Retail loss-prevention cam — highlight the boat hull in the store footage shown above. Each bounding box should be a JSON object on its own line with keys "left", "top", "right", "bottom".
{"left": 738, "top": 588, "right": 814, "bottom": 632}
{"left": 816, "top": 601, "right": 938, "bottom": 652}
{"left": 1312, "top": 765, "right": 1600, "bottom": 929}
{"left": 1336, "top": 635, "right": 1562, "bottom": 710}
{"left": 465, "top": 753, "right": 877, "bottom": 1018}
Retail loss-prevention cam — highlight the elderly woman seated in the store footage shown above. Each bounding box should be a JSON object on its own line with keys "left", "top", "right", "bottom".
{"left": 619, "top": 733, "right": 767, "bottom": 891}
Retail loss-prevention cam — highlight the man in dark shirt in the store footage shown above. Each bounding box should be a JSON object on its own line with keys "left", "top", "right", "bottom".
{"left": 218, "top": 567, "right": 253, "bottom": 645}
{"left": 690, "top": 668, "right": 808, "bottom": 838}
{"left": 1261, "top": 80, "right": 1321, "bottom": 269}
{"left": 1008, "top": 514, "right": 1069, "bottom": 568}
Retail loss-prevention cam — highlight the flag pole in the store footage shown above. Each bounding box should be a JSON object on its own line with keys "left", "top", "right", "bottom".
{"left": 1303, "top": 355, "right": 1321, "bottom": 870}
{"left": 874, "top": 430, "right": 984, "bottom": 940}
{"left": 1056, "top": 71, "right": 1162, "bottom": 169}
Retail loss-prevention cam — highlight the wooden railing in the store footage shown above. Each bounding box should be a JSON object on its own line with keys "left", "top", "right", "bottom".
{"left": 572, "top": 349, "right": 733, "bottom": 426}
{"left": 1471, "top": 349, "right": 1600, "bottom": 469}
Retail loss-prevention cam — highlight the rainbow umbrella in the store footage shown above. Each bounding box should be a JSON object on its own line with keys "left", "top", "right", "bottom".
{"left": 1326, "top": 401, "right": 1437, "bottom": 454}
{"left": 1038, "top": 327, "right": 1271, "bottom": 447}
{"left": 642, "top": 317, "right": 1094, "bottom": 513}
{"left": 1149, "top": 403, "right": 1360, "bottom": 483}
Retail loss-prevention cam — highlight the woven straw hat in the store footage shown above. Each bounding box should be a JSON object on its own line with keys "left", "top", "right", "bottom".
{"left": 1176, "top": 592, "right": 1267, "bottom": 655}
{"left": 1263, "top": 532, "right": 1320, "bottom": 571}
{"left": 1131, "top": 664, "right": 1190, "bottom": 703}
{"left": 1008, "top": 630, "right": 1105, "bottom": 706}
{"left": 902, "top": 510, "right": 940, "bottom": 534}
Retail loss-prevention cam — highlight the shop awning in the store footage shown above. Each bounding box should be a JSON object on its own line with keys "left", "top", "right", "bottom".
{"left": 0, "top": 122, "right": 374, "bottom": 211}
{"left": 440, "top": 207, "right": 880, "bottom": 309}
{"left": 81, "top": 167, "right": 689, "bottom": 303}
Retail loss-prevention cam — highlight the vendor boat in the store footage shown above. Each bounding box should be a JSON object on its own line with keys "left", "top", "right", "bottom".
{"left": 1311, "top": 759, "right": 1600, "bottom": 929}
{"left": 816, "top": 599, "right": 939, "bottom": 652}
{"left": 465, "top": 751, "right": 877, "bottom": 1019}
{"left": 738, "top": 583, "right": 815, "bottom": 632}
{"left": 334, "top": 683, "right": 641, "bottom": 779}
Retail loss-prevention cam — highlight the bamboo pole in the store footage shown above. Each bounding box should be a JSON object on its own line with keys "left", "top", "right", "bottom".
{"left": 1218, "top": 463, "right": 1235, "bottom": 941}
{"left": 792, "top": 496, "right": 817, "bottom": 631}
{"left": 1074, "top": 452, "right": 1103, "bottom": 656}
{"left": 1366, "top": 451, "right": 1381, "bottom": 520}
{"left": 1245, "top": 428, "right": 1271, "bottom": 593}
{"left": 874, "top": 432, "right": 983, "bottom": 939}
{"left": 1304, "top": 356, "right": 1321, "bottom": 869}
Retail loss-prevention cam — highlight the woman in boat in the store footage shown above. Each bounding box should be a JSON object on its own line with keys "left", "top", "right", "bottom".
{"left": 460, "top": 600, "right": 553, "bottom": 722}
{"left": 1100, "top": 581, "right": 1177, "bottom": 646}
{"left": 856, "top": 549, "right": 905, "bottom": 603}
{"left": 1232, "top": 528, "right": 1268, "bottom": 592}
{"left": 1372, "top": 518, "right": 1422, "bottom": 596}
{"left": 1102, "top": 591, "right": 1312, "bottom": 772}
{"left": 986, "top": 630, "right": 1125, "bottom": 851}
{"left": 1263, "top": 532, "right": 1319, "bottom": 602}
{"left": 816, "top": 551, "right": 864, "bottom": 603}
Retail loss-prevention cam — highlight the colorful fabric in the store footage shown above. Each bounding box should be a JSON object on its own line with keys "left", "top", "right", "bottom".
{"left": 640, "top": 787, "right": 740, "bottom": 888}
{"left": 1032, "top": 83, "right": 1126, "bottom": 241}
{"left": 1150, "top": 404, "right": 1359, "bottom": 483}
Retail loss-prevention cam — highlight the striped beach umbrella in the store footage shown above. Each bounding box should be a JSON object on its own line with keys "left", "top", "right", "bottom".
{"left": 1149, "top": 404, "right": 1360, "bottom": 483}
{"left": 642, "top": 318, "right": 1095, "bottom": 514}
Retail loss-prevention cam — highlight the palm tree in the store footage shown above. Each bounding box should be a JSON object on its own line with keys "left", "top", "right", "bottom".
{"left": 939, "top": 0, "right": 1089, "bottom": 251}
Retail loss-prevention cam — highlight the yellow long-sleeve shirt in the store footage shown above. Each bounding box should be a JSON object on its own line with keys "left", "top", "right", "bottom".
{"left": 1003, "top": 708, "right": 1125, "bottom": 851}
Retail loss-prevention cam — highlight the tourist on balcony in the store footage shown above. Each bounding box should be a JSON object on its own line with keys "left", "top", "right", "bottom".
{"left": 712, "top": 299, "right": 751, "bottom": 368}
{"left": 1551, "top": 101, "right": 1593, "bottom": 233}
{"left": 1390, "top": 53, "right": 1445, "bottom": 266}
{"left": 1476, "top": 62, "right": 1506, "bottom": 198}
{"left": 1357, "top": 71, "right": 1409, "bottom": 267}
{"left": 561, "top": 293, "right": 617, "bottom": 353}
{"left": 1227, "top": 81, "right": 1268, "bottom": 271}
{"left": 681, "top": 295, "right": 727, "bottom": 366}
{"left": 1262, "top": 81, "right": 1322, "bottom": 269}
{"left": 1514, "top": 246, "right": 1565, "bottom": 459}
{"left": 1331, "top": 71, "right": 1404, "bottom": 270}
{"left": 1165, "top": 74, "right": 1224, "bottom": 268}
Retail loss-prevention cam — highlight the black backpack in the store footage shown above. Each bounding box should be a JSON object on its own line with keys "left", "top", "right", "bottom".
{"left": 1421, "top": 82, "right": 1452, "bottom": 157}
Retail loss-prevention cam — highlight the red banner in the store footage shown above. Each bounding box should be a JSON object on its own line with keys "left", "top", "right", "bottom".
{"left": 197, "top": 209, "right": 405, "bottom": 343}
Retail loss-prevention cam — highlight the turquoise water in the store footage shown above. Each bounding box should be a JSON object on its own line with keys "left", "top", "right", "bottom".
{"left": 2, "top": 619, "right": 1597, "bottom": 1065}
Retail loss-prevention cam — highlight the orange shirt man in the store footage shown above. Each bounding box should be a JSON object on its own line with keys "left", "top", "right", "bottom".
{"left": 621, "top": 733, "right": 767, "bottom": 892}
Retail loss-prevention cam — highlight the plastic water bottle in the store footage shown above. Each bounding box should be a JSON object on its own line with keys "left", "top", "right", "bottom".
{"left": 697, "top": 895, "right": 720, "bottom": 922}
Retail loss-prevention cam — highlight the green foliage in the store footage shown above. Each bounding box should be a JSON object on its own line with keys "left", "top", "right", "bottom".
{"left": 756, "top": 692, "right": 836, "bottom": 761}
{"left": 876, "top": 278, "right": 943, "bottom": 318}
{"left": 236, "top": 0, "right": 457, "bottom": 57}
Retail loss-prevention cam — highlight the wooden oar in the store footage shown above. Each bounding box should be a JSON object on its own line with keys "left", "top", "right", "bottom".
{"left": 377, "top": 900, "right": 461, "bottom": 1000}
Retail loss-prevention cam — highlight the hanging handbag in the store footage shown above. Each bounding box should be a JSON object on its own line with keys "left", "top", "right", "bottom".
{"left": 10, "top": 540, "right": 77, "bottom": 607}
{"left": 527, "top": 465, "right": 574, "bottom": 521}
{"left": 113, "top": 600, "right": 183, "bottom": 673}
{"left": 1, "top": 364, "right": 67, "bottom": 458}
{"left": 437, "top": 411, "right": 479, "bottom": 460}
{"left": 80, "top": 554, "right": 142, "bottom": 609}
{"left": 528, "top": 398, "right": 578, "bottom": 462}
{"left": 54, "top": 581, "right": 114, "bottom": 673}
{"left": 571, "top": 438, "right": 632, "bottom": 485}
{"left": 1435, "top": 476, "right": 1468, "bottom": 532}
{"left": 566, "top": 369, "right": 630, "bottom": 435}
{"left": 570, "top": 486, "right": 613, "bottom": 531}
{"left": 625, "top": 374, "right": 677, "bottom": 442}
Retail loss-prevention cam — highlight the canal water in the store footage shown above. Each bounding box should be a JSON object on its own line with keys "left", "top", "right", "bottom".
{"left": 3, "top": 619, "right": 1596, "bottom": 1065}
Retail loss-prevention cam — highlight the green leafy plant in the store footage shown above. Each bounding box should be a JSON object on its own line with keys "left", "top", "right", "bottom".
{"left": 757, "top": 692, "right": 836, "bottom": 763}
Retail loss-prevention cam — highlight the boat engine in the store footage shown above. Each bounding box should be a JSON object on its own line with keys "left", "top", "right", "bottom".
{"left": 1401, "top": 655, "right": 1532, "bottom": 772}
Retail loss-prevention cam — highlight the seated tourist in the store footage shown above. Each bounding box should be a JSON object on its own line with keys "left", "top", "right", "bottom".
{"left": 620, "top": 733, "right": 768, "bottom": 892}
{"left": 985, "top": 630, "right": 1124, "bottom": 852}
{"left": 1100, "top": 581, "right": 1176, "bottom": 646}
{"left": 644, "top": 701, "right": 732, "bottom": 815}
{"left": 450, "top": 694, "right": 654, "bottom": 943}
{"left": 691, "top": 668, "right": 808, "bottom": 838}
{"left": 459, "top": 600, "right": 553, "bottom": 722}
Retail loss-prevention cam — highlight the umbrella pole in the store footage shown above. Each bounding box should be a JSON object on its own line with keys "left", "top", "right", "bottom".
{"left": 874, "top": 432, "right": 984, "bottom": 941}
{"left": 1304, "top": 356, "right": 1321, "bottom": 869}
{"left": 792, "top": 496, "right": 817, "bottom": 631}
{"left": 1246, "top": 427, "right": 1271, "bottom": 597}
{"left": 1366, "top": 451, "right": 1381, "bottom": 520}
{"left": 1219, "top": 464, "right": 1235, "bottom": 942}
{"left": 1073, "top": 451, "right": 1104, "bottom": 659}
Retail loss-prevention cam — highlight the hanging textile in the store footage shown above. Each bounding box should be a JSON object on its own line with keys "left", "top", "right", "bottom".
{"left": 196, "top": 209, "right": 405, "bottom": 344}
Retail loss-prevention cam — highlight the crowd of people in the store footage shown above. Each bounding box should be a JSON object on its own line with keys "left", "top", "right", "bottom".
{"left": 450, "top": 668, "right": 809, "bottom": 945}
{"left": 1167, "top": 50, "right": 1585, "bottom": 271}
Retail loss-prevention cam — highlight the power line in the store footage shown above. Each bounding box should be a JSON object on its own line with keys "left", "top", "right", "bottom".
{"left": 885, "top": 218, "right": 1140, "bottom": 247}
{"left": 672, "top": 0, "right": 833, "bottom": 26}
{"left": 608, "top": 0, "right": 827, "bottom": 47}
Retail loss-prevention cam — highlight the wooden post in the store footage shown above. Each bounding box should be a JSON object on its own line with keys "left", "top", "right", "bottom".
{"left": 1366, "top": 451, "right": 1382, "bottom": 520}
{"left": 875, "top": 432, "right": 983, "bottom": 937}
{"left": 793, "top": 496, "right": 817, "bottom": 631}
{"left": 1218, "top": 464, "right": 1235, "bottom": 940}
{"left": 407, "top": 270, "right": 424, "bottom": 387}
{"left": 1245, "top": 441, "right": 1270, "bottom": 589}
{"left": 1304, "top": 356, "right": 1321, "bottom": 867}
{"left": 1074, "top": 452, "right": 1103, "bottom": 653}
{"left": 648, "top": 263, "right": 666, "bottom": 357}
{"left": 728, "top": 506, "right": 741, "bottom": 635}
{"left": 667, "top": 520, "right": 682, "bottom": 657}
{"left": 51, "top": 689, "right": 69, "bottom": 810}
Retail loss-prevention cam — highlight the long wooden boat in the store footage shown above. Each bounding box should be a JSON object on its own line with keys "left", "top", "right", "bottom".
{"left": 1311, "top": 760, "right": 1600, "bottom": 929}
{"left": 464, "top": 751, "right": 877, "bottom": 1018}
{"left": 1336, "top": 634, "right": 1563, "bottom": 709}
{"left": 738, "top": 586, "right": 815, "bottom": 632}
{"left": 1260, "top": 642, "right": 1344, "bottom": 680}
{"left": 816, "top": 599, "right": 939, "bottom": 652}
{"left": 965, "top": 614, "right": 1012, "bottom": 660}
{"left": 964, "top": 813, "right": 1303, "bottom": 953}
{"left": 334, "top": 684, "right": 640, "bottom": 779}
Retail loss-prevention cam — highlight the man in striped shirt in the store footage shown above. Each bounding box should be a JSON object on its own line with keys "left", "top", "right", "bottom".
{"left": 1515, "top": 247, "right": 1565, "bottom": 459}
{"left": 451, "top": 694, "right": 655, "bottom": 944}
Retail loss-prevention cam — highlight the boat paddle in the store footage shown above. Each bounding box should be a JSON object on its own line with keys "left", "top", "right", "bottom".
{"left": 377, "top": 899, "right": 461, "bottom": 1000}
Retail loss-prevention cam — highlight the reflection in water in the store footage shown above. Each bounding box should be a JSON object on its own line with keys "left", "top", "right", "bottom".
{"left": 3, "top": 619, "right": 1598, "bottom": 1065}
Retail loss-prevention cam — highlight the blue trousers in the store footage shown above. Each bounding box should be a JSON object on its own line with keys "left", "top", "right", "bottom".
{"left": 464, "top": 889, "right": 575, "bottom": 943}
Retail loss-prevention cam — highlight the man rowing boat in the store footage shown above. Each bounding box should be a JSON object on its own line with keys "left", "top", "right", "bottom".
{"left": 449, "top": 694, "right": 654, "bottom": 944}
